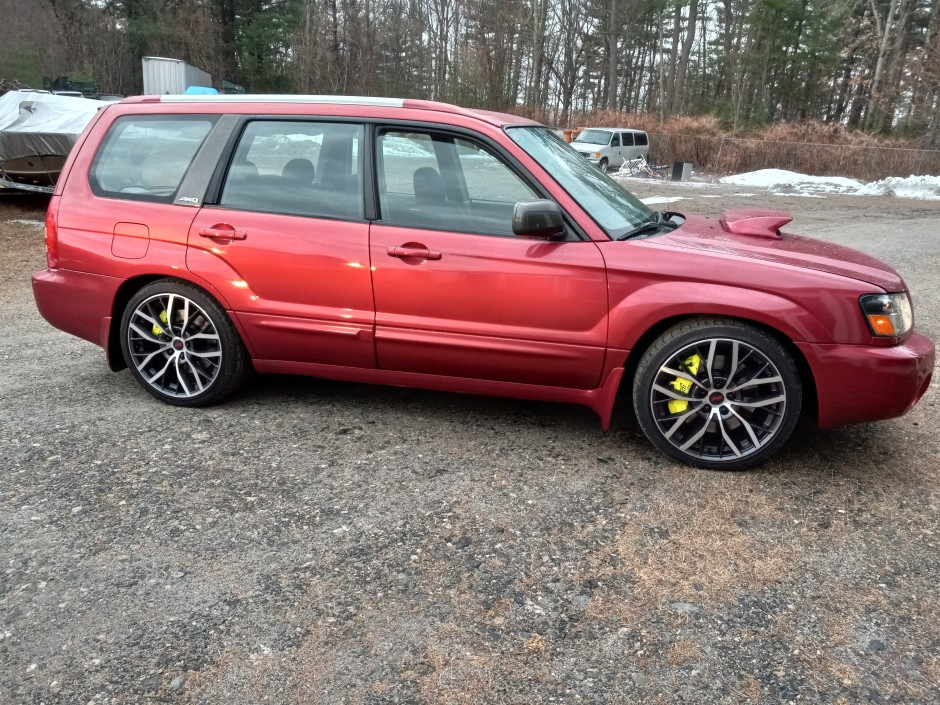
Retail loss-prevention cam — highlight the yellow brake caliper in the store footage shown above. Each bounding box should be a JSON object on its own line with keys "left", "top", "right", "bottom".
{"left": 152, "top": 309, "right": 169, "bottom": 337}
{"left": 668, "top": 354, "right": 702, "bottom": 414}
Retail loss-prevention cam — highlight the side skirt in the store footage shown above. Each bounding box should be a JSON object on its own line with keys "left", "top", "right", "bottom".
{"left": 252, "top": 359, "right": 625, "bottom": 430}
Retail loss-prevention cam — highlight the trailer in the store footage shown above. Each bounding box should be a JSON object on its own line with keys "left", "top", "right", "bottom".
{"left": 141, "top": 57, "right": 213, "bottom": 95}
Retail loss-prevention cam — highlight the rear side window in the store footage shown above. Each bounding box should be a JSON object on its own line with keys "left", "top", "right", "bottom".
{"left": 90, "top": 115, "right": 214, "bottom": 202}
{"left": 635, "top": 132, "right": 649, "bottom": 146}
{"left": 621, "top": 132, "right": 635, "bottom": 146}
{"left": 219, "top": 120, "right": 364, "bottom": 220}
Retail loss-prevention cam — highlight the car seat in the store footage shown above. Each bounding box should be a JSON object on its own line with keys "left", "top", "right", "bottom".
{"left": 413, "top": 167, "right": 446, "bottom": 205}
{"left": 282, "top": 158, "right": 315, "bottom": 187}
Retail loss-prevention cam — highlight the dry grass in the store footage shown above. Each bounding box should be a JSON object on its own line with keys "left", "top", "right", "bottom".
{"left": 563, "top": 111, "right": 940, "bottom": 180}
{"left": 583, "top": 477, "right": 827, "bottom": 617}
{"left": 665, "top": 637, "right": 701, "bottom": 667}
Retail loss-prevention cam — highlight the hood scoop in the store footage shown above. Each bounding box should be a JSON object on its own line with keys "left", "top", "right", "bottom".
{"left": 719, "top": 209, "right": 793, "bottom": 239}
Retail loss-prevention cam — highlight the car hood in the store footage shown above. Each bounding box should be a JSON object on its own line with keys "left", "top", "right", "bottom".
{"left": 659, "top": 211, "right": 904, "bottom": 291}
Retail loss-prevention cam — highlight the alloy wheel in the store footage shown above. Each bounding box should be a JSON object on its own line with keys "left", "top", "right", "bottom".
{"left": 648, "top": 337, "right": 789, "bottom": 463}
{"left": 125, "top": 292, "right": 223, "bottom": 399}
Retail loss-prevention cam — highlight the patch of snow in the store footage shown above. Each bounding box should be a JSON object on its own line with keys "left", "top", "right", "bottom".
{"left": 857, "top": 175, "right": 940, "bottom": 201}
{"left": 720, "top": 169, "right": 863, "bottom": 194}
{"left": 382, "top": 136, "right": 434, "bottom": 159}
{"left": 719, "top": 169, "right": 940, "bottom": 201}
{"left": 9, "top": 219, "right": 44, "bottom": 227}
{"left": 640, "top": 196, "right": 684, "bottom": 205}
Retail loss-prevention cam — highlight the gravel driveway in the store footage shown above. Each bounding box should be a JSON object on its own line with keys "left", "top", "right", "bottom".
{"left": 1, "top": 183, "right": 938, "bottom": 704}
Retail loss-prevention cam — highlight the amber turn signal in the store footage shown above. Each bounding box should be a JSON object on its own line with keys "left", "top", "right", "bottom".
{"left": 866, "top": 315, "right": 896, "bottom": 336}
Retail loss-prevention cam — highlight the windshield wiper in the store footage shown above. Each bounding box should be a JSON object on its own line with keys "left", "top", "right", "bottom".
{"left": 618, "top": 211, "right": 676, "bottom": 240}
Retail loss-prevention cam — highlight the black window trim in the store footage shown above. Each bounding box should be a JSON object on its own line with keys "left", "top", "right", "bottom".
{"left": 166, "top": 112, "right": 588, "bottom": 240}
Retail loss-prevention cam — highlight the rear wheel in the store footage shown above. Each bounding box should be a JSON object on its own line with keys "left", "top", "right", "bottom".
{"left": 633, "top": 319, "right": 802, "bottom": 470}
{"left": 120, "top": 279, "right": 248, "bottom": 406}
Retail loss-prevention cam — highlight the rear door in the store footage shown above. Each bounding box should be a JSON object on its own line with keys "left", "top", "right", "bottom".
{"left": 186, "top": 119, "right": 376, "bottom": 368}
{"left": 620, "top": 131, "right": 637, "bottom": 161}
{"left": 368, "top": 128, "right": 608, "bottom": 389}
{"left": 634, "top": 131, "right": 650, "bottom": 159}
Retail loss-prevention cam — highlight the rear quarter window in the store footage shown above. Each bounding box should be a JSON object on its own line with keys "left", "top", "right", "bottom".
{"left": 635, "top": 132, "right": 649, "bottom": 146}
{"left": 90, "top": 115, "right": 215, "bottom": 202}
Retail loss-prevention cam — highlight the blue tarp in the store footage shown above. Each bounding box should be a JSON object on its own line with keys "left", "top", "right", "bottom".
{"left": 183, "top": 86, "right": 218, "bottom": 95}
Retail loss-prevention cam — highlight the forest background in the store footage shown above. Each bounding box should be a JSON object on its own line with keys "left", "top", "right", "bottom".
{"left": 2, "top": 0, "right": 940, "bottom": 178}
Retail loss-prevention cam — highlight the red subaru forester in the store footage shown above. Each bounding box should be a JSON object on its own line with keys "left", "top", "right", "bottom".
{"left": 32, "top": 95, "right": 935, "bottom": 470}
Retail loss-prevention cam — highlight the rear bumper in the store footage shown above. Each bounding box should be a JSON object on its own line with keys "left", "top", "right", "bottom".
{"left": 798, "top": 332, "right": 935, "bottom": 428}
{"left": 32, "top": 268, "right": 120, "bottom": 349}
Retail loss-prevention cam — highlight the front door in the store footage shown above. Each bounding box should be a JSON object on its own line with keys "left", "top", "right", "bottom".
{"left": 369, "top": 129, "right": 608, "bottom": 390}
{"left": 610, "top": 132, "right": 622, "bottom": 167}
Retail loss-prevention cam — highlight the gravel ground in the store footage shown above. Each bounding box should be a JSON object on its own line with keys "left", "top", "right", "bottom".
{"left": 1, "top": 182, "right": 939, "bottom": 705}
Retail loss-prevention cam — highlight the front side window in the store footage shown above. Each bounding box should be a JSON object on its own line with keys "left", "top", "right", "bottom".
{"left": 377, "top": 130, "right": 537, "bottom": 237}
{"left": 90, "top": 115, "right": 214, "bottom": 202}
{"left": 611, "top": 134, "right": 621, "bottom": 147}
{"left": 219, "top": 120, "right": 363, "bottom": 220}
{"left": 508, "top": 126, "right": 651, "bottom": 239}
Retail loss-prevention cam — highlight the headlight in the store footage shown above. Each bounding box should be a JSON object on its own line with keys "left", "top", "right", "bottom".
{"left": 594, "top": 152, "right": 601, "bottom": 158}
{"left": 859, "top": 292, "right": 913, "bottom": 337}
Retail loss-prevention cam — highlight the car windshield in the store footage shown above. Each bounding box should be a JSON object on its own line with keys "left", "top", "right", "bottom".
{"left": 572, "top": 129, "right": 612, "bottom": 145}
{"left": 507, "top": 126, "right": 653, "bottom": 239}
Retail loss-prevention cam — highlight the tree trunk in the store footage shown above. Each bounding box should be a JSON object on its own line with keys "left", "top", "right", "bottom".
{"left": 865, "top": 0, "right": 900, "bottom": 129}
{"left": 671, "top": 0, "right": 699, "bottom": 115}
{"left": 664, "top": 0, "right": 682, "bottom": 114}
{"left": 608, "top": 0, "right": 617, "bottom": 110}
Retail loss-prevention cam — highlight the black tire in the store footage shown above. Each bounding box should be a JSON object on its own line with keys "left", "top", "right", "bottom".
{"left": 599, "top": 158, "right": 609, "bottom": 173}
{"left": 120, "top": 279, "right": 248, "bottom": 406}
{"left": 632, "top": 318, "right": 802, "bottom": 471}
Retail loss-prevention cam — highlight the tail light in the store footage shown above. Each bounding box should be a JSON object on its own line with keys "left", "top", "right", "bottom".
{"left": 45, "top": 201, "right": 59, "bottom": 269}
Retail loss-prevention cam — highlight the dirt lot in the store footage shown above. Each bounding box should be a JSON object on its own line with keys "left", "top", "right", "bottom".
{"left": 1, "top": 182, "right": 938, "bottom": 705}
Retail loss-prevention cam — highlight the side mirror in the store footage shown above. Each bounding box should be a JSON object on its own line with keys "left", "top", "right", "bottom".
{"left": 512, "top": 200, "right": 566, "bottom": 239}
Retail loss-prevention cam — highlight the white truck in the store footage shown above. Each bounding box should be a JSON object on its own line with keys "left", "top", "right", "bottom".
{"left": 141, "top": 57, "right": 213, "bottom": 95}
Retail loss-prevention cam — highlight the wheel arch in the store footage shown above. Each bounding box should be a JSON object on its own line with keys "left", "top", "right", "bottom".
{"left": 106, "top": 274, "right": 241, "bottom": 372}
{"left": 618, "top": 313, "right": 819, "bottom": 424}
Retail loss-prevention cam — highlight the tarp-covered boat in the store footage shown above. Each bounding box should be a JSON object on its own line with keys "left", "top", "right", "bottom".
{"left": 0, "top": 90, "right": 105, "bottom": 192}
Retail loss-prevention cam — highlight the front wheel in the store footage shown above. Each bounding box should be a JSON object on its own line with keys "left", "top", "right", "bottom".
{"left": 120, "top": 279, "right": 249, "bottom": 406}
{"left": 599, "top": 158, "right": 609, "bottom": 173}
{"left": 633, "top": 319, "right": 802, "bottom": 470}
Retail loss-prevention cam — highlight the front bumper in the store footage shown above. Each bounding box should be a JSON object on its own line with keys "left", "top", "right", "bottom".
{"left": 798, "top": 331, "right": 935, "bottom": 428}
{"left": 572, "top": 151, "right": 599, "bottom": 163}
